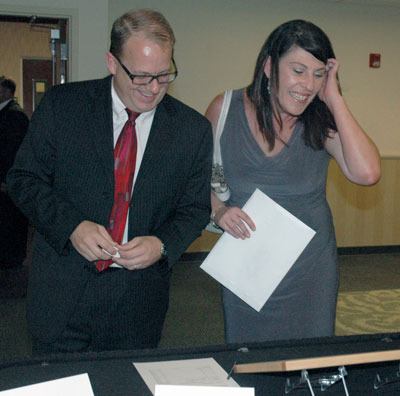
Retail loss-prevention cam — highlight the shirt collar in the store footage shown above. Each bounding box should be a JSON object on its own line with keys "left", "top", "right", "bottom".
{"left": 0, "top": 98, "right": 12, "bottom": 112}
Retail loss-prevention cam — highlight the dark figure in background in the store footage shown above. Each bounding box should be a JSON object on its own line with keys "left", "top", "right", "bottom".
{"left": 7, "top": 9, "right": 212, "bottom": 354}
{"left": 0, "top": 78, "right": 29, "bottom": 270}
{"left": 206, "top": 20, "right": 381, "bottom": 343}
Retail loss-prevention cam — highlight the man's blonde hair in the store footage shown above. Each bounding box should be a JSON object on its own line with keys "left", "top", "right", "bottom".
{"left": 110, "top": 9, "right": 175, "bottom": 57}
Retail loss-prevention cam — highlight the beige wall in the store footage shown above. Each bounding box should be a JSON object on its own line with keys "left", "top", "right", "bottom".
{"left": 1, "top": 0, "right": 398, "bottom": 155}
{"left": 108, "top": 0, "right": 400, "bottom": 157}
{"left": 0, "top": 22, "right": 51, "bottom": 105}
{"left": 108, "top": 0, "right": 400, "bottom": 250}
{"left": 0, "top": 0, "right": 398, "bottom": 249}
{"left": 328, "top": 158, "right": 400, "bottom": 247}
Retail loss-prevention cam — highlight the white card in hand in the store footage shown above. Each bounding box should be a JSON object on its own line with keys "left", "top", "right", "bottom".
{"left": 201, "top": 189, "right": 316, "bottom": 311}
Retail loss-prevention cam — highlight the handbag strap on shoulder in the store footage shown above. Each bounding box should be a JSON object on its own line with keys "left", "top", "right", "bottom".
{"left": 213, "top": 89, "right": 233, "bottom": 165}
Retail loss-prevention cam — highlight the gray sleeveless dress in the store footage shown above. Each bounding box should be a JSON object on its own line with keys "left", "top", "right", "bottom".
{"left": 220, "top": 89, "right": 338, "bottom": 343}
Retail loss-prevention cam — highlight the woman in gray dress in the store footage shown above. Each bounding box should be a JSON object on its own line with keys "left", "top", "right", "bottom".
{"left": 205, "top": 20, "right": 381, "bottom": 343}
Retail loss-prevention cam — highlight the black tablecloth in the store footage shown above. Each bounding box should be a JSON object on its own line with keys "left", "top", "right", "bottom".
{"left": 1, "top": 333, "right": 400, "bottom": 395}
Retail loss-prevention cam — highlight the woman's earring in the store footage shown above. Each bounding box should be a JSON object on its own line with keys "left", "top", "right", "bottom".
{"left": 267, "top": 80, "right": 271, "bottom": 95}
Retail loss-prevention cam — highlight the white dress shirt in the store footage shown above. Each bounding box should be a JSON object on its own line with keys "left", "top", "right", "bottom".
{"left": 110, "top": 81, "right": 156, "bottom": 265}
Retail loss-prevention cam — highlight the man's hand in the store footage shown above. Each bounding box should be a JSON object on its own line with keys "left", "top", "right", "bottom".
{"left": 70, "top": 220, "right": 117, "bottom": 261}
{"left": 112, "top": 236, "right": 163, "bottom": 270}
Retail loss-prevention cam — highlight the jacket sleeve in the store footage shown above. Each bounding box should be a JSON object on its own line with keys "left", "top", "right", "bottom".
{"left": 6, "top": 90, "right": 87, "bottom": 255}
{"left": 153, "top": 120, "right": 213, "bottom": 266}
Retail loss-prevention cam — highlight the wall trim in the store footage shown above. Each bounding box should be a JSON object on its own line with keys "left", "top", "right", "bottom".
{"left": 337, "top": 245, "right": 400, "bottom": 255}
{"left": 181, "top": 245, "right": 400, "bottom": 263}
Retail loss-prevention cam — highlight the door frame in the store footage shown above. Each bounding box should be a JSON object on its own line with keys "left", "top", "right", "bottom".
{"left": 0, "top": 4, "right": 76, "bottom": 82}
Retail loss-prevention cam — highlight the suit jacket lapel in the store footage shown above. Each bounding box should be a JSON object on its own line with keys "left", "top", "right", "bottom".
{"left": 0, "top": 100, "right": 14, "bottom": 115}
{"left": 89, "top": 76, "right": 114, "bottom": 187}
{"left": 134, "top": 95, "right": 176, "bottom": 192}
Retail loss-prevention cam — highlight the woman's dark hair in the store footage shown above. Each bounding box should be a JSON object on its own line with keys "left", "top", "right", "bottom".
{"left": 246, "top": 20, "right": 337, "bottom": 150}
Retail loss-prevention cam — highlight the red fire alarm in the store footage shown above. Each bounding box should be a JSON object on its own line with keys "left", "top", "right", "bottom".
{"left": 369, "top": 53, "right": 381, "bottom": 68}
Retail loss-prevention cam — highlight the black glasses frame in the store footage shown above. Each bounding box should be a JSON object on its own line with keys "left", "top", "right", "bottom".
{"left": 114, "top": 55, "right": 178, "bottom": 85}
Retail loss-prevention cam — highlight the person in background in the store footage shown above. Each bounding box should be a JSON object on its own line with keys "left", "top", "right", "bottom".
{"left": 205, "top": 20, "right": 380, "bottom": 343}
{"left": 0, "top": 77, "right": 29, "bottom": 271}
{"left": 7, "top": 9, "right": 212, "bottom": 354}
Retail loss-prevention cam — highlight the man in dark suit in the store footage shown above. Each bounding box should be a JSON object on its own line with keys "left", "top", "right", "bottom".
{"left": 0, "top": 78, "right": 29, "bottom": 270}
{"left": 7, "top": 9, "right": 212, "bottom": 354}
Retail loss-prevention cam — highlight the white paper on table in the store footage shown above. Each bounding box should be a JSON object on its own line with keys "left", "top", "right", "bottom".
{"left": 0, "top": 373, "right": 94, "bottom": 395}
{"left": 133, "top": 358, "right": 239, "bottom": 395}
{"left": 201, "top": 188, "right": 316, "bottom": 311}
{"left": 155, "top": 384, "right": 254, "bottom": 396}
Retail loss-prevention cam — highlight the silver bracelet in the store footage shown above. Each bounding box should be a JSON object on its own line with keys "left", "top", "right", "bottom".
{"left": 210, "top": 211, "right": 222, "bottom": 230}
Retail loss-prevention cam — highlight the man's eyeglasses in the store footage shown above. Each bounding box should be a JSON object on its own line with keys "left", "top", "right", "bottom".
{"left": 114, "top": 55, "right": 178, "bottom": 85}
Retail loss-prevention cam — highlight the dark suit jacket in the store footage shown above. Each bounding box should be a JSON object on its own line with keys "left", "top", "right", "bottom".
{"left": 7, "top": 76, "right": 212, "bottom": 342}
{"left": 0, "top": 100, "right": 29, "bottom": 183}
{"left": 0, "top": 100, "right": 29, "bottom": 266}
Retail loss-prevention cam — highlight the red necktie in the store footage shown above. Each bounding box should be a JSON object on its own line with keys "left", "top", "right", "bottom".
{"left": 96, "top": 109, "right": 140, "bottom": 271}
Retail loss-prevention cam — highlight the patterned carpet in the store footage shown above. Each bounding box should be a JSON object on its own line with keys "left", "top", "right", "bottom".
{"left": 336, "top": 289, "right": 400, "bottom": 336}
